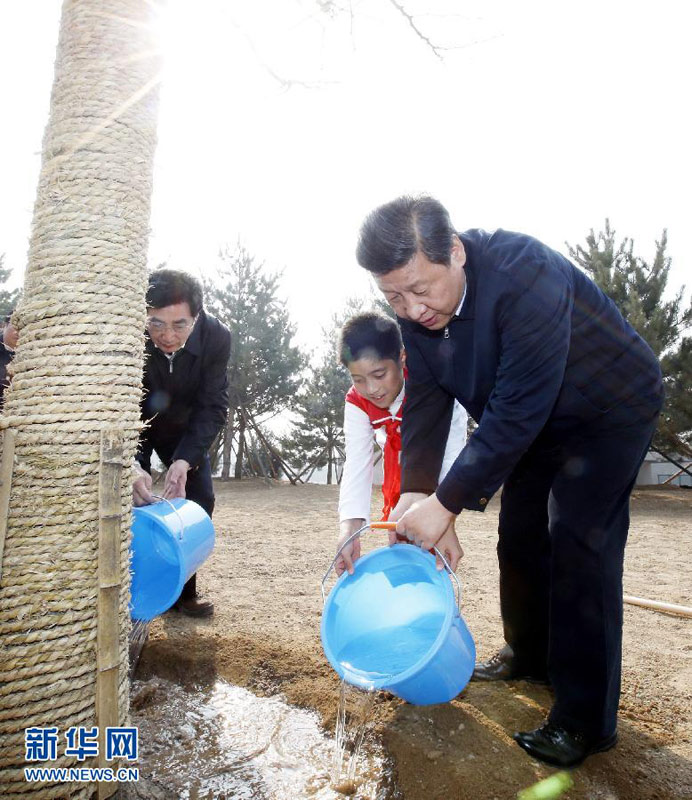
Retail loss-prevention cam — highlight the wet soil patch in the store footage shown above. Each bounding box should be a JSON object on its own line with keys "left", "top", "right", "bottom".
{"left": 134, "top": 480, "right": 692, "bottom": 799}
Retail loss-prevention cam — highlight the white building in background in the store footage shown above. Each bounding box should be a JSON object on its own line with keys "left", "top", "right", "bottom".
{"left": 308, "top": 450, "right": 692, "bottom": 489}
{"left": 637, "top": 451, "right": 692, "bottom": 487}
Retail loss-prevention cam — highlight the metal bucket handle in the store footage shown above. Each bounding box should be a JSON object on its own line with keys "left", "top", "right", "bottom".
{"left": 321, "top": 520, "right": 461, "bottom": 614}
{"left": 150, "top": 494, "right": 185, "bottom": 541}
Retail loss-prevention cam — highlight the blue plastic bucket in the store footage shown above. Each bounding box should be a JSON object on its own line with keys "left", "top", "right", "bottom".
{"left": 130, "top": 498, "right": 215, "bottom": 621}
{"left": 321, "top": 543, "right": 475, "bottom": 705}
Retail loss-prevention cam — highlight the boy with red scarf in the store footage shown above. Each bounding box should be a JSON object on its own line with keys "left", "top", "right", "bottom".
{"left": 335, "top": 312, "right": 467, "bottom": 575}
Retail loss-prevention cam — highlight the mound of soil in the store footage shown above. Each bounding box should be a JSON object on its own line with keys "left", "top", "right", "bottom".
{"left": 136, "top": 481, "right": 692, "bottom": 799}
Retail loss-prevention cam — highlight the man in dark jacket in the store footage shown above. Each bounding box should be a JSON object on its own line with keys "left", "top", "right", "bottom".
{"left": 0, "top": 313, "right": 18, "bottom": 407}
{"left": 356, "top": 195, "right": 663, "bottom": 768}
{"left": 133, "top": 268, "right": 231, "bottom": 617}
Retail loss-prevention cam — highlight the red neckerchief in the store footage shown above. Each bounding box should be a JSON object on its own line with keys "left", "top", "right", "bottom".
{"left": 345, "top": 385, "right": 404, "bottom": 520}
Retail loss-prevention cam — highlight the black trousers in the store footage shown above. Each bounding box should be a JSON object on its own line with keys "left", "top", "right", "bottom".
{"left": 166, "top": 454, "right": 215, "bottom": 601}
{"left": 497, "top": 398, "right": 660, "bottom": 739}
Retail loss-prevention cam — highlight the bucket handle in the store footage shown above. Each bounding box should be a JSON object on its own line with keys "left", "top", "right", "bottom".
{"left": 321, "top": 521, "right": 462, "bottom": 614}
{"left": 150, "top": 494, "right": 185, "bottom": 541}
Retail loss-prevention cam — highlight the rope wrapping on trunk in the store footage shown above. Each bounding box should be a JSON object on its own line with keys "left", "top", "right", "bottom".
{"left": 0, "top": 1, "right": 161, "bottom": 796}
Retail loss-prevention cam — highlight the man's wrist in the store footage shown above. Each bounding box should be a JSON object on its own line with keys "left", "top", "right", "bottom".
{"left": 431, "top": 491, "right": 455, "bottom": 518}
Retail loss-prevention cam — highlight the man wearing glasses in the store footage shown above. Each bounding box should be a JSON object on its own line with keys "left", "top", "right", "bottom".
{"left": 355, "top": 195, "right": 663, "bottom": 767}
{"left": 133, "top": 268, "right": 231, "bottom": 617}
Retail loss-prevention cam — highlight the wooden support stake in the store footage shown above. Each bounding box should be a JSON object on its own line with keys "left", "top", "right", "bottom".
{"left": 305, "top": 445, "right": 329, "bottom": 483}
{"left": 624, "top": 594, "right": 692, "bottom": 618}
{"left": 0, "top": 429, "right": 16, "bottom": 585}
{"left": 242, "top": 405, "right": 304, "bottom": 484}
{"left": 661, "top": 463, "right": 692, "bottom": 486}
{"left": 96, "top": 429, "right": 124, "bottom": 800}
{"left": 650, "top": 446, "right": 692, "bottom": 480}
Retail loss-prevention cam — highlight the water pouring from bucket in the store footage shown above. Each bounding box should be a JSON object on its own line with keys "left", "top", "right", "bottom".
{"left": 321, "top": 522, "right": 475, "bottom": 706}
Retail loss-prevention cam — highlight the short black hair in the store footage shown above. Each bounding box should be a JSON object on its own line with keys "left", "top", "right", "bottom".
{"left": 356, "top": 195, "right": 456, "bottom": 275}
{"left": 339, "top": 312, "right": 403, "bottom": 366}
{"left": 146, "top": 269, "right": 203, "bottom": 316}
{"left": 3, "top": 310, "right": 14, "bottom": 324}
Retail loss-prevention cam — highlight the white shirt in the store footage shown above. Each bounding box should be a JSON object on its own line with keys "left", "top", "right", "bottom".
{"left": 338, "top": 387, "right": 468, "bottom": 523}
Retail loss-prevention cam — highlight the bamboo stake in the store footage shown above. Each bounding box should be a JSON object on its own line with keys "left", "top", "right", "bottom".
{"left": 624, "top": 594, "right": 692, "bottom": 618}
{"left": 97, "top": 429, "right": 124, "bottom": 799}
{"left": 0, "top": 429, "right": 16, "bottom": 585}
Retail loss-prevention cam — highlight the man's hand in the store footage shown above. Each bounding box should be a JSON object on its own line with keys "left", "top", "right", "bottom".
{"left": 163, "top": 459, "right": 190, "bottom": 500}
{"left": 387, "top": 492, "right": 428, "bottom": 546}
{"left": 335, "top": 518, "right": 366, "bottom": 576}
{"left": 133, "top": 462, "right": 154, "bottom": 507}
{"left": 395, "top": 492, "right": 456, "bottom": 551}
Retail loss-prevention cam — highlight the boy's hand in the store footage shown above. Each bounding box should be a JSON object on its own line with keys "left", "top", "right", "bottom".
{"left": 335, "top": 518, "right": 366, "bottom": 576}
{"left": 433, "top": 523, "right": 464, "bottom": 572}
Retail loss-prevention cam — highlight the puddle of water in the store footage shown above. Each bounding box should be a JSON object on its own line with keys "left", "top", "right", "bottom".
{"left": 130, "top": 678, "right": 396, "bottom": 799}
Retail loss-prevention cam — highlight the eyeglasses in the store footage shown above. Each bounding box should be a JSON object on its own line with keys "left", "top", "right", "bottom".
{"left": 146, "top": 318, "right": 196, "bottom": 334}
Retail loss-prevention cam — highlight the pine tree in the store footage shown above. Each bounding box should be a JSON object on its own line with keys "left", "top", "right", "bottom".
{"left": 283, "top": 306, "right": 362, "bottom": 483}
{"left": 0, "top": 255, "right": 20, "bottom": 318}
{"left": 204, "top": 243, "right": 305, "bottom": 479}
{"left": 568, "top": 221, "right": 692, "bottom": 456}
{"left": 568, "top": 221, "right": 691, "bottom": 356}
{"left": 658, "top": 338, "right": 692, "bottom": 457}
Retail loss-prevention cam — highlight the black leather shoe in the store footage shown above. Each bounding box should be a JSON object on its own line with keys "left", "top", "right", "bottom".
{"left": 514, "top": 721, "right": 617, "bottom": 767}
{"left": 472, "top": 645, "right": 549, "bottom": 683}
{"left": 172, "top": 595, "right": 214, "bottom": 618}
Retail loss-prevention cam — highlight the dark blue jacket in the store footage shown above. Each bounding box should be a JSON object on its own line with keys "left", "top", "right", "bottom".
{"left": 399, "top": 229, "right": 663, "bottom": 513}
{"left": 137, "top": 309, "right": 231, "bottom": 470}
{"left": 0, "top": 341, "right": 13, "bottom": 407}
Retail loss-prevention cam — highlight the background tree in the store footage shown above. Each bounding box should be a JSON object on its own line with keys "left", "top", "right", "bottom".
{"left": 568, "top": 221, "right": 692, "bottom": 456}
{"left": 283, "top": 300, "right": 366, "bottom": 483}
{"left": 658, "top": 338, "right": 692, "bottom": 457}
{"left": 0, "top": 254, "right": 20, "bottom": 318}
{"left": 204, "top": 243, "right": 305, "bottom": 479}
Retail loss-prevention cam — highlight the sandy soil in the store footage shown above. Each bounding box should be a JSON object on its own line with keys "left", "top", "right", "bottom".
{"left": 136, "top": 480, "right": 692, "bottom": 799}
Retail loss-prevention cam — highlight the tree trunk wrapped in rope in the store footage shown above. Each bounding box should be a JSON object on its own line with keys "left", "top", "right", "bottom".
{"left": 0, "top": 1, "right": 160, "bottom": 797}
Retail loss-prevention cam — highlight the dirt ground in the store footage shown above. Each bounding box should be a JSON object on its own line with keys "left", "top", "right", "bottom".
{"left": 136, "top": 480, "right": 692, "bottom": 800}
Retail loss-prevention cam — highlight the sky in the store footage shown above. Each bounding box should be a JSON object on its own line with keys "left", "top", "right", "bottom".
{"left": 0, "top": 0, "right": 690, "bottom": 354}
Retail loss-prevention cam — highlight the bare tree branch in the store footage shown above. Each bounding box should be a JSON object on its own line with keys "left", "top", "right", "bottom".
{"left": 384, "top": 2, "right": 504, "bottom": 59}
{"left": 386, "top": 0, "right": 445, "bottom": 61}
{"left": 228, "top": 9, "right": 338, "bottom": 92}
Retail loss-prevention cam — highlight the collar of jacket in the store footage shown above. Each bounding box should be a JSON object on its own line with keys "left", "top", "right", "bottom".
{"left": 182, "top": 309, "right": 204, "bottom": 356}
{"left": 454, "top": 231, "right": 477, "bottom": 322}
